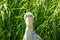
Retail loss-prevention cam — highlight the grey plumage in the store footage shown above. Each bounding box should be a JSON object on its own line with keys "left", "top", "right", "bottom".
{"left": 23, "top": 12, "right": 42, "bottom": 40}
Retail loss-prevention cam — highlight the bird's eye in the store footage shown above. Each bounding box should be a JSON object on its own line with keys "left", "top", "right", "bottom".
{"left": 26, "top": 15, "right": 28, "bottom": 17}
{"left": 29, "top": 15, "right": 32, "bottom": 17}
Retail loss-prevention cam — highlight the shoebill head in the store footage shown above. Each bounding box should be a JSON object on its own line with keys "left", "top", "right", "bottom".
{"left": 24, "top": 12, "right": 34, "bottom": 27}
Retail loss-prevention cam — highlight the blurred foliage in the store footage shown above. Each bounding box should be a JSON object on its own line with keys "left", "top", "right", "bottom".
{"left": 0, "top": 0, "right": 60, "bottom": 40}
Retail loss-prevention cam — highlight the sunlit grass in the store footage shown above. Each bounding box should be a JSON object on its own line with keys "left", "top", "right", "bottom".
{"left": 0, "top": 0, "right": 60, "bottom": 40}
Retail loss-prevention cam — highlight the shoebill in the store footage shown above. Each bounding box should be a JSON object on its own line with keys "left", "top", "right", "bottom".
{"left": 23, "top": 12, "right": 42, "bottom": 40}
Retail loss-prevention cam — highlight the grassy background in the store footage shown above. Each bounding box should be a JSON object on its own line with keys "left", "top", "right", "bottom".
{"left": 0, "top": 0, "right": 60, "bottom": 40}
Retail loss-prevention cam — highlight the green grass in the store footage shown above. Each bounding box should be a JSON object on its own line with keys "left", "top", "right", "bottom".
{"left": 0, "top": 0, "right": 60, "bottom": 40}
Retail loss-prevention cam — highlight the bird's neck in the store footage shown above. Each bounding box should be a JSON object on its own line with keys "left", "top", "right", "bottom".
{"left": 26, "top": 24, "right": 33, "bottom": 29}
{"left": 25, "top": 25, "right": 34, "bottom": 34}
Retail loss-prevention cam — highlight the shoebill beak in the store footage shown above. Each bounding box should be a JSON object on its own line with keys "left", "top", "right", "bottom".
{"left": 25, "top": 17, "right": 33, "bottom": 26}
